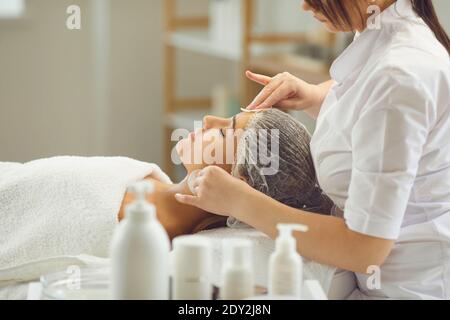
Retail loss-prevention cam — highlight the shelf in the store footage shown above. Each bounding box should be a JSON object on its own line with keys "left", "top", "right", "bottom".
{"left": 166, "top": 30, "right": 330, "bottom": 82}
{"left": 166, "top": 30, "right": 241, "bottom": 61}
{"left": 165, "top": 109, "right": 211, "bottom": 131}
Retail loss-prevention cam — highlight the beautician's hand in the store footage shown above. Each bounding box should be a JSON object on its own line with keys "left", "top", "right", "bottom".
{"left": 246, "top": 70, "right": 327, "bottom": 112}
{"left": 175, "top": 166, "right": 250, "bottom": 217}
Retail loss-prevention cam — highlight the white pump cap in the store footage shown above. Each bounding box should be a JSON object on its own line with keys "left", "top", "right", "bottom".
{"left": 275, "top": 224, "right": 309, "bottom": 253}
{"left": 125, "top": 181, "right": 156, "bottom": 221}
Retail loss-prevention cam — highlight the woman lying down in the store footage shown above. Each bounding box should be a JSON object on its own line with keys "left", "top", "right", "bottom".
{"left": 0, "top": 109, "right": 334, "bottom": 296}
{"left": 122, "top": 108, "right": 334, "bottom": 238}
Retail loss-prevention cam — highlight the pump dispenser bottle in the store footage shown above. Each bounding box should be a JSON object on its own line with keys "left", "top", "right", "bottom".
{"left": 221, "top": 239, "right": 254, "bottom": 300}
{"left": 110, "top": 181, "right": 170, "bottom": 300}
{"left": 268, "top": 224, "right": 309, "bottom": 299}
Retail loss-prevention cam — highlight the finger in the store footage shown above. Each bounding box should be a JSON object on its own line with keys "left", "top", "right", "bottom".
{"left": 175, "top": 194, "right": 201, "bottom": 207}
{"left": 276, "top": 99, "right": 301, "bottom": 110}
{"left": 187, "top": 170, "right": 202, "bottom": 195}
{"left": 247, "top": 79, "right": 283, "bottom": 110}
{"left": 193, "top": 176, "right": 205, "bottom": 191}
{"left": 202, "top": 165, "right": 226, "bottom": 178}
{"left": 246, "top": 70, "right": 271, "bottom": 85}
{"left": 246, "top": 70, "right": 272, "bottom": 86}
{"left": 197, "top": 168, "right": 207, "bottom": 176}
{"left": 188, "top": 179, "right": 201, "bottom": 196}
{"left": 191, "top": 176, "right": 202, "bottom": 188}
{"left": 253, "top": 83, "right": 293, "bottom": 110}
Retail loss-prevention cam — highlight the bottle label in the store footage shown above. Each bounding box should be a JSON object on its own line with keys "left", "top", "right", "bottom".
{"left": 271, "top": 267, "right": 301, "bottom": 296}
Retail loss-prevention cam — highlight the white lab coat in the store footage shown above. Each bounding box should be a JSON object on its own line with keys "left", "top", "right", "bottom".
{"left": 310, "top": 0, "right": 450, "bottom": 299}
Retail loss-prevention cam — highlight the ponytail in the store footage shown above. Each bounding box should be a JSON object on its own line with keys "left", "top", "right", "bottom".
{"left": 411, "top": 0, "right": 450, "bottom": 54}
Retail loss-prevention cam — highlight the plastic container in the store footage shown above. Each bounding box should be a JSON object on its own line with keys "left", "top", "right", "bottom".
{"left": 268, "top": 224, "right": 308, "bottom": 299}
{"left": 172, "top": 235, "right": 212, "bottom": 300}
{"left": 110, "top": 181, "right": 170, "bottom": 300}
{"left": 41, "top": 267, "right": 110, "bottom": 300}
{"left": 220, "top": 239, "right": 254, "bottom": 300}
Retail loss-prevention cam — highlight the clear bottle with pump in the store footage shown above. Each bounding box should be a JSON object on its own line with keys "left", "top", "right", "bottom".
{"left": 110, "top": 181, "right": 170, "bottom": 300}
{"left": 268, "top": 224, "right": 309, "bottom": 300}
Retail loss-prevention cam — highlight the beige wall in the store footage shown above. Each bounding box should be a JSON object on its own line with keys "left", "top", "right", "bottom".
{"left": 0, "top": 0, "right": 233, "bottom": 166}
{"left": 107, "top": 0, "right": 235, "bottom": 163}
{"left": 0, "top": 0, "right": 93, "bottom": 162}
{"left": 0, "top": 0, "right": 170, "bottom": 164}
{"left": 436, "top": 0, "right": 450, "bottom": 32}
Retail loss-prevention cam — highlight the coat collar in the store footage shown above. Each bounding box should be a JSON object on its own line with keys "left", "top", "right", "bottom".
{"left": 330, "top": 0, "right": 422, "bottom": 84}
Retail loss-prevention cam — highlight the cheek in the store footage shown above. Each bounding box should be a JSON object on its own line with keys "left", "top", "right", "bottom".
{"left": 178, "top": 131, "right": 236, "bottom": 169}
{"left": 177, "top": 138, "right": 206, "bottom": 171}
{"left": 202, "top": 132, "right": 234, "bottom": 167}
{"left": 201, "top": 132, "right": 223, "bottom": 161}
{"left": 176, "top": 138, "right": 190, "bottom": 162}
{"left": 324, "top": 21, "right": 340, "bottom": 32}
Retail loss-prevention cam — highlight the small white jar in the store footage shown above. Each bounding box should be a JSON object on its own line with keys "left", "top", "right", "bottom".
{"left": 172, "top": 235, "right": 212, "bottom": 300}
{"left": 221, "top": 239, "right": 254, "bottom": 300}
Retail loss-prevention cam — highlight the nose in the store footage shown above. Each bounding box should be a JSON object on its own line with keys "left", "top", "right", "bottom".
{"left": 202, "top": 115, "right": 215, "bottom": 130}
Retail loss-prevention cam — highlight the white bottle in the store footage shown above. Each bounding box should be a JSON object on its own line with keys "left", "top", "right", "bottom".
{"left": 268, "top": 224, "right": 309, "bottom": 300}
{"left": 172, "top": 235, "right": 212, "bottom": 300}
{"left": 221, "top": 239, "right": 254, "bottom": 300}
{"left": 110, "top": 181, "right": 170, "bottom": 300}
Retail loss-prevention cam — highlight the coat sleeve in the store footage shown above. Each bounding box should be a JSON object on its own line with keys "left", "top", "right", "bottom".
{"left": 344, "top": 69, "right": 435, "bottom": 240}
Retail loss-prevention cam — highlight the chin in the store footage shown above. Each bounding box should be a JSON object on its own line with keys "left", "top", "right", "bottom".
{"left": 175, "top": 140, "right": 189, "bottom": 168}
{"left": 175, "top": 139, "right": 197, "bottom": 173}
{"left": 322, "top": 22, "right": 338, "bottom": 32}
{"left": 175, "top": 138, "right": 189, "bottom": 158}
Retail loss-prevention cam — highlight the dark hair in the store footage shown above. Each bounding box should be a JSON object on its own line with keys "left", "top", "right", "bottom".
{"left": 305, "top": 0, "right": 450, "bottom": 54}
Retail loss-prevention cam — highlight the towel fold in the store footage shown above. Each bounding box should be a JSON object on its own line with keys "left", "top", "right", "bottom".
{"left": 0, "top": 156, "right": 170, "bottom": 297}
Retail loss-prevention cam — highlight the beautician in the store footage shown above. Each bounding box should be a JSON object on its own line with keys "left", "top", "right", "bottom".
{"left": 176, "top": 0, "right": 450, "bottom": 299}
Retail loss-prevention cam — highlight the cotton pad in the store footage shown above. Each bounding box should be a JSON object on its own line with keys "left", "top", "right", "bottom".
{"left": 240, "top": 108, "right": 272, "bottom": 113}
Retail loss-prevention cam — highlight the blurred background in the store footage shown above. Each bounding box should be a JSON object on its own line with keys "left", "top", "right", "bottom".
{"left": 1, "top": 0, "right": 449, "bottom": 181}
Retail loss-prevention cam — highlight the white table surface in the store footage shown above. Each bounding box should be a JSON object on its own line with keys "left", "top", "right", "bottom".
{"left": 27, "top": 280, "right": 327, "bottom": 300}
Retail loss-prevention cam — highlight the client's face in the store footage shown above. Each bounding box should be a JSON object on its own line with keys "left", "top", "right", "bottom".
{"left": 176, "top": 112, "right": 254, "bottom": 173}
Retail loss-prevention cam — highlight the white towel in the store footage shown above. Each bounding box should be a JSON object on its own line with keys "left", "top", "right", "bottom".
{"left": 0, "top": 156, "right": 170, "bottom": 298}
{"left": 197, "top": 228, "right": 337, "bottom": 295}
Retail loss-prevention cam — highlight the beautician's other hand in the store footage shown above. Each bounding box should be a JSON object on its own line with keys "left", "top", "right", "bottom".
{"left": 175, "top": 166, "right": 250, "bottom": 217}
{"left": 246, "top": 70, "right": 326, "bottom": 112}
